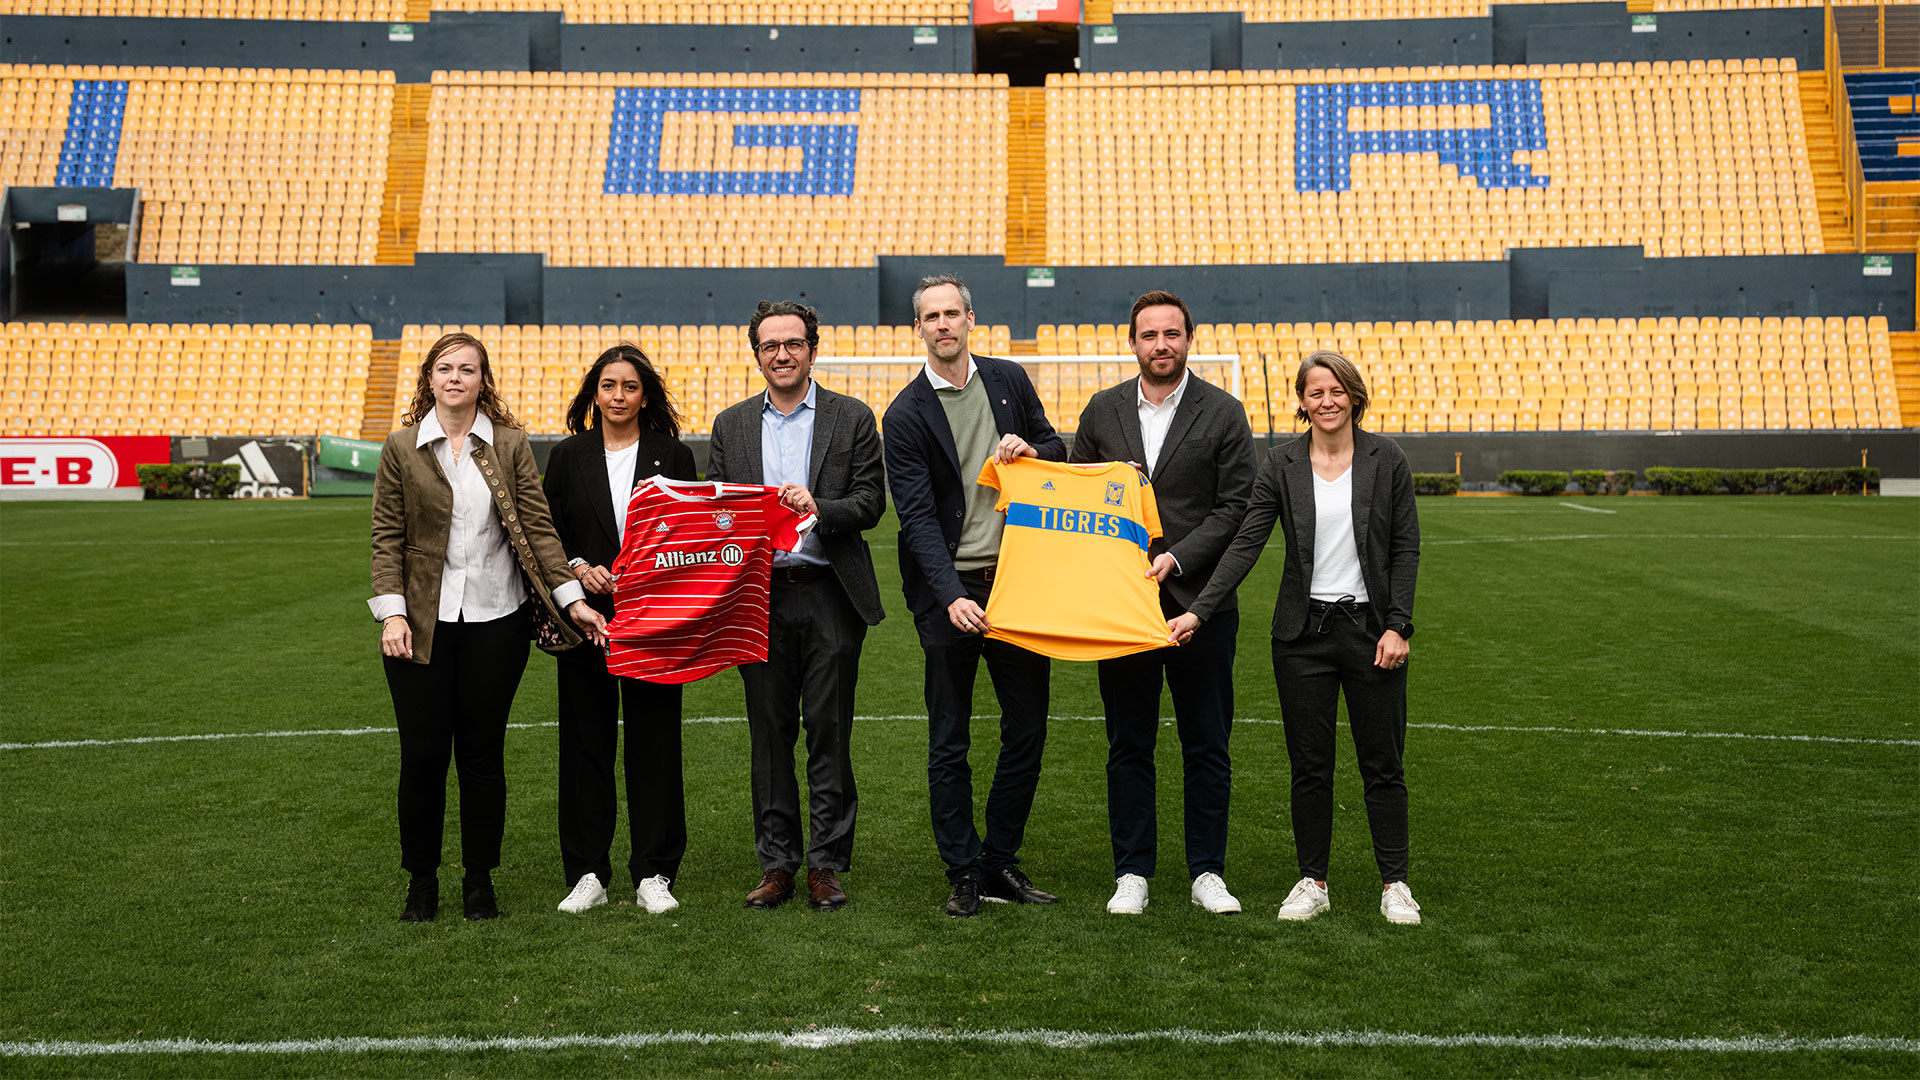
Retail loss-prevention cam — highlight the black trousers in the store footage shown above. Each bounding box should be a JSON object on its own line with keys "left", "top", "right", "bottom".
{"left": 1270, "top": 612, "right": 1410, "bottom": 884}
{"left": 915, "top": 568, "right": 1051, "bottom": 883}
{"left": 383, "top": 611, "right": 531, "bottom": 878}
{"left": 738, "top": 575, "right": 866, "bottom": 875}
{"left": 556, "top": 641, "right": 685, "bottom": 888}
{"left": 1099, "top": 601, "right": 1237, "bottom": 879}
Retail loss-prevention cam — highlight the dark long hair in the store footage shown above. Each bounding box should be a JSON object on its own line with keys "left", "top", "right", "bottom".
{"left": 401, "top": 332, "right": 521, "bottom": 429}
{"left": 564, "top": 342, "right": 682, "bottom": 437}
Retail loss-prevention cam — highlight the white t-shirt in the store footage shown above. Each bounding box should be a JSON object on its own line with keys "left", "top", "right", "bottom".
{"left": 605, "top": 441, "right": 640, "bottom": 545}
{"left": 1311, "top": 468, "right": 1370, "bottom": 603}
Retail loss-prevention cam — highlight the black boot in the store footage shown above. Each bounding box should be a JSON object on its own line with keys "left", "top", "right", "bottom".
{"left": 462, "top": 873, "right": 500, "bottom": 921}
{"left": 401, "top": 875, "right": 438, "bottom": 923}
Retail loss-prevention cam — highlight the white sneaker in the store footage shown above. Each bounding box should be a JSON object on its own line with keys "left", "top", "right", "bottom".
{"left": 1190, "top": 872, "right": 1243, "bottom": 914}
{"left": 557, "top": 873, "right": 607, "bottom": 914}
{"left": 636, "top": 874, "right": 680, "bottom": 914}
{"left": 1381, "top": 881, "right": 1422, "bottom": 925}
{"left": 1106, "top": 874, "right": 1149, "bottom": 915}
{"left": 1277, "top": 877, "right": 1330, "bottom": 921}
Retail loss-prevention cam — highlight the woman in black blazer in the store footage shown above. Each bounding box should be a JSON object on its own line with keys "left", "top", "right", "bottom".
{"left": 540, "top": 343, "right": 698, "bottom": 918}
{"left": 1170, "top": 350, "right": 1423, "bottom": 926}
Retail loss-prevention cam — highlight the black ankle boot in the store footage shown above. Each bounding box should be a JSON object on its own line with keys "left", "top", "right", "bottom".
{"left": 462, "top": 874, "right": 500, "bottom": 921}
{"left": 401, "top": 876, "right": 438, "bottom": 923}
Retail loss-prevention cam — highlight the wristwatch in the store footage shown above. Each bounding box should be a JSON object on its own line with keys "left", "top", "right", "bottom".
{"left": 1386, "top": 620, "right": 1414, "bottom": 640}
{"left": 567, "top": 557, "right": 588, "bottom": 569}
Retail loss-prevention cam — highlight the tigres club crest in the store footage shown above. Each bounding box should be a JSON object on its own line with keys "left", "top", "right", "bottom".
{"left": 1105, "top": 481, "right": 1125, "bottom": 507}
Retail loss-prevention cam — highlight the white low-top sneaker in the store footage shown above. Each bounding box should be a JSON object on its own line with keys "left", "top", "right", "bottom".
{"left": 557, "top": 873, "right": 607, "bottom": 914}
{"left": 636, "top": 874, "right": 680, "bottom": 914}
{"left": 1381, "top": 881, "right": 1422, "bottom": 925}
{"left": 1190, "top": 872, "right": 1242, "bottom": 914}
{"left": 1277, "top": 877, "right": 1330, "bottom": 921}
{"left": 1106, "top": 873, "right": 1149, "bottom": 915}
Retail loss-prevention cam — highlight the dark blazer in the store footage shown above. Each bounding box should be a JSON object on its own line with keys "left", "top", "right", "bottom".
{"left": 541, "top": 425, "right": 699, "bottom": 620}
{"left": 705, "top": 383, "right": 888, "bottom": 627}
{"left": 882, "top": 354, "right": 1067, "bottom": 619}
{"left": 1070, "top": 373, "right": 1258, "bottom": 613}
{"left": 1187, "top": 428, "right": 1419, "bottom": 642}
{"left": 371, "top": 421, "right": 582, "bottom": 665}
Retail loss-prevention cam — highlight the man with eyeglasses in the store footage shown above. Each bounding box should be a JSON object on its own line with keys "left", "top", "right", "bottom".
{"left": 706, "top": 299, "right": 887, "bottom": 912}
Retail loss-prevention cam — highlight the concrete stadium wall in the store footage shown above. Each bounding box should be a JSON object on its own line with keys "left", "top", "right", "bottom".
{"left": 124, "top": 263, "right": 508, "bottom": 333}
{"left": 1240, "top": 17, "right": 1490, "bottom": 72}
{"left": 113, "top": 250, "right": 1915, "bottom": 335}
{"left": 542, "top": 266, "right": 880, "bottom": 326}
{"left": 1521, "top": 7, "right": 1824, "bottom": 70}
{"left": 0, "top": 14, "right": 545, "bottom": 81}
{"left": 561, "top": 24, "right": 972, "bottom": 74}
{"left": 0, "top": 14, "right": 967, "bottom": 77}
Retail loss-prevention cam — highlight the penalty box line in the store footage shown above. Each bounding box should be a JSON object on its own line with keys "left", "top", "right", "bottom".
{"left": 1, "top": 1026, "right": 1915, "bottom": 1058}
{"left": 3, "top": 716, "right": 1915, "bottom": 751}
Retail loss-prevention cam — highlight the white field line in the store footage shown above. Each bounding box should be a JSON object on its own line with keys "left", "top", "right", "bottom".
{"left": 1557, "top": 501, "right": 1618, "bottom": 515}
{"left": 0, "top": 1026, "right": 1914, "bottom": 1058}
{"left": 5, "top": 715, "right": 1915, "bottom": 751}
{"left": 1425, "top": 532, "right": 1917, "bottom": 546}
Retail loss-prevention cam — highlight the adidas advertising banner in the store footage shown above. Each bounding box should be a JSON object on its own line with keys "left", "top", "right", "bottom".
{"left": 173, "top": 436, "right": 310, "bottom": 499}
{"left": 0, "top": 436, "right": 172, "bottom": 500}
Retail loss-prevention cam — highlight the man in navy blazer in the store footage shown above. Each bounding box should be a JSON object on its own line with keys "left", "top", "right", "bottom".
{"left": 882, "top": 274, "right": 1066, "bottom": 918}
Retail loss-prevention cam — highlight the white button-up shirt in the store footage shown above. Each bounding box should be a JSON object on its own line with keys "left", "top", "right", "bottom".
{"left": 368, "top": 410, "right": 585, "bottom": 624}
{"left": 1136, "top": 367, "right": 1190, "bottom": 478}
{"left": 923, "top": 354, "right": 978, "bottom": 391}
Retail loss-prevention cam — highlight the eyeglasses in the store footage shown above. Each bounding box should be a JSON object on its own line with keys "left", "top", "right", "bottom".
{"left": 755, "top": 339, "right": 811, "bottom": 359}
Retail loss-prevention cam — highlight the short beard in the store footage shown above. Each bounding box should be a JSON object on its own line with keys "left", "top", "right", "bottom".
{"left": 1138, "top": 353, "right": 1187, "bottom": 390}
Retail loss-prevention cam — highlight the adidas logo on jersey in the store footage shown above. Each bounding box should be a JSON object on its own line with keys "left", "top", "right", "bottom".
{"left": 1040, "top": 481, "right": 1056, "bottom": 490}
{"left": 654, "top": 521, "right": 671, "bottom": 533}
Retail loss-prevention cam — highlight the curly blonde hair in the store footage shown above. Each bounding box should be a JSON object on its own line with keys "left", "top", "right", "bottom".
{"left": 401, "top": 332, "right": 522, "bottom": 429}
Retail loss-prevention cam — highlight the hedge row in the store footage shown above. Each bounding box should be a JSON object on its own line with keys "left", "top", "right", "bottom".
{"left": 1641, "top": 467, "right": 1879, "bottom": 495}
{"left": 137, "top": 463, "right": 240, "bottom": 499}
{"left": 1412, "top": 473, "right": 1461, "bottom": 495}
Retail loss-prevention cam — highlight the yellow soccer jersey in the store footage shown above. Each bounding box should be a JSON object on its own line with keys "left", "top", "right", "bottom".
{"left": 975, "top": 457, "right": 1169, "bottom": 661}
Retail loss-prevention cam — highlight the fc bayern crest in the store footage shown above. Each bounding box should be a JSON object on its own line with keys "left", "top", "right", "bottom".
{"left": 713, "top": 511, "right": 735, "bottom": 530}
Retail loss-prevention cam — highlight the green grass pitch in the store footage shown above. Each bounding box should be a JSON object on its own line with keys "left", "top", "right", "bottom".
{"left": 0, "top": 493, "right": 1916, "bottom": 1077}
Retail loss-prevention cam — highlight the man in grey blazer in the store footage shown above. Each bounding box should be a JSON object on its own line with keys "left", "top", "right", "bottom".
{"left": 706, "top": 300, "right": 887, "bottom": 912}
{"left": 1068, "top": 290, "right": 1258, "bottom": 917}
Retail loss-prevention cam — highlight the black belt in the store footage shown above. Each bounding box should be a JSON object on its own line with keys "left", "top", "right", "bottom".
{"left": 771, "top": 564, "right": 831, "bottom": 583}
{"left": 958, "top": 563, "right": 999, "bottom": 584}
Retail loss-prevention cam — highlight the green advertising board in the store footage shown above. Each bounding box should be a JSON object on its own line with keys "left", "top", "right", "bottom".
{"left": 317, "top": 435, "right": 383, "bottom": 474}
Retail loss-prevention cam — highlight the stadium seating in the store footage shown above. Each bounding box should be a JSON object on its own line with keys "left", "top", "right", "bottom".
{"left": 1845, "top": 71, "right": 1920, "bottom": 183}
{"left": 0, "top": 322, "right": 371, "bottom": 438}
{"left": 394, "top": 323, "right": 1015, "bottom": 434}
{"left": 0, "top": 64, "right": 394, "bottom": 265}
{"left": 1039, "top": 315, "right": 1902, "bottom": 432}
{"left": 1043, "top": 62, "right": 1821, "bottom": 265}
{"left": 415, "top": 71, "right": 1008, "bottom": 268}
{"left": 0, "top": 0, "right": 403, "bottom": 17}
{"left": 428, "top": 0, "right": 967, "bottom": 23}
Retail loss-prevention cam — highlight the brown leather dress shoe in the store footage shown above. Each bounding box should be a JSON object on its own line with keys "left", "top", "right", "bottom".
{"left": 807, "top": 868, "right": 848, "bottom": 910}
{"left": 744, "top": 869, "right": 795, "bottom": 909}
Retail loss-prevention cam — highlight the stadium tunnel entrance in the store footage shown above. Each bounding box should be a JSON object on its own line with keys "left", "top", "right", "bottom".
{"left": 975, "top": 21, "right": 1078, "bottom": 87}
{"left": 4, "top": 188, "right": 133, "bottom": 322}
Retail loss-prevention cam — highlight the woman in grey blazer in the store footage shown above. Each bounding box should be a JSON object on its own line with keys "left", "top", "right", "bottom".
{"left": 1169, "top": 350, "right": 1422, "bottom": 926}
{"left": 370, "top": 331, "right": 608, "bottom": 923}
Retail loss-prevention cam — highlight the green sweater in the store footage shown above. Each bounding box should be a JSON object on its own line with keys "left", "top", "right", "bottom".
{"left": 936, "top": 371, "right": 1003, "bottom": 572}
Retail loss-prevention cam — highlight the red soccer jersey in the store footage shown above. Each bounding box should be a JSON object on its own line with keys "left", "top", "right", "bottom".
{"left": 604, "top": 476, "right": 815, "bottom": 684}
